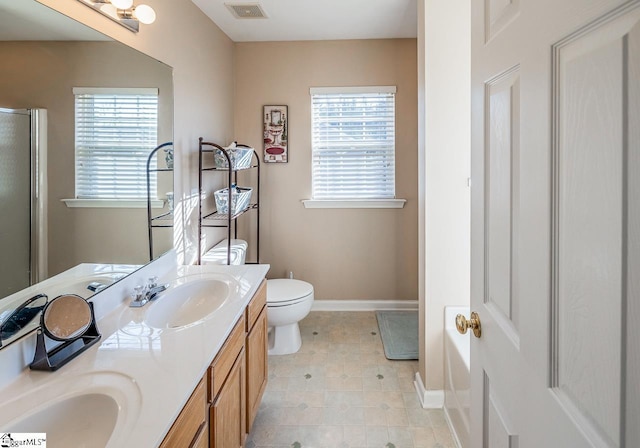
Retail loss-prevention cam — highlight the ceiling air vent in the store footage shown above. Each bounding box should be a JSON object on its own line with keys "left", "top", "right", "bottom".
{"left": 225, "top": 3, "right": 268, "bottom": 19}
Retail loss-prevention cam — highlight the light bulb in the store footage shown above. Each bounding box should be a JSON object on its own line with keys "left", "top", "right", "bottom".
{"left": 99, "top": 3, "right": 117, "bottom": 15}
{"left": 110, "top": 0, "right": 133, "bottom": 9}
{"left": 133, "top": 4, "right": 156, "bottom": 24}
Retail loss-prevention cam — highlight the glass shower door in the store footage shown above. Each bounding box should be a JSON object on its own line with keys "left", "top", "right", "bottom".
{"left": 0, "top": 108, "right": 31, "bottom": 297}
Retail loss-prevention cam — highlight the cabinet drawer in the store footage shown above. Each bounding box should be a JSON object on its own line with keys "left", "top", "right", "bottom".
{"left": 209, "top": 314, "right": 246, "bottom": 401}
{"left": 246, "top": 279, "right": 266, "bottom": 332}
{"left": 159, "top": 378, "right": 206, "bottom": 448}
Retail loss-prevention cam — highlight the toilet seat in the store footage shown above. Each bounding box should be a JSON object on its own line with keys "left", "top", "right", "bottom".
{"left": 267, "top": 279, "right": 314, "bottom": 307}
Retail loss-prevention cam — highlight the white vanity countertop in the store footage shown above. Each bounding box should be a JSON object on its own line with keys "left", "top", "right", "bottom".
{"left": 0, "top": 263, "right": 270, "bottom": 447}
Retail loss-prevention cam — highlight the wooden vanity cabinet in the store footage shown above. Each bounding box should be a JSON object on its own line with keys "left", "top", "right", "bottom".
{"left": 209, "top": 314, "right": 247, "bottom": 448}
{"left": 191, "top": 424, "right": 209, "bottom": 448}
{"left": 159, "top": 378, "right": 207, "bottom": 448}
{"left": 158, "top": 281, "right": 268, "bottom": 448}
{"left": 245, "top": 280, "right": 268, "bottom": 433}
{"left": 211, "top": 347, "right": 246, "bottom": 448}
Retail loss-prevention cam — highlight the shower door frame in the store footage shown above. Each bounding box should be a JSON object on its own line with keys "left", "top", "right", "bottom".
{"left": 29, "top": 108, "right": 48, "bottom": 284}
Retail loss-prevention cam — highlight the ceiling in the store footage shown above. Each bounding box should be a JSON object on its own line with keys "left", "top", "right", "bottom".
{"left": 0, "top": 0, "right": 109, "bottom": 41}
{"left": 191, "top": 0, "right": 418, "bottom": 42}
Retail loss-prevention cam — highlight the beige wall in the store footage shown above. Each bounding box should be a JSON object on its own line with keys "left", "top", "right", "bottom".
{"left": 0, "top": 41, "right": 173, "bottom": 275}
{"left": 36, "top": 0, "right": 236, "bottom": 265}
{"left": 418, "top": 0, "right": 471, "bottom": 392}
{"left": 25, "top": 4, "right": 418, "bottom": 302}
{"left": 233, "top": 39, "right": 418, "bottom": 301}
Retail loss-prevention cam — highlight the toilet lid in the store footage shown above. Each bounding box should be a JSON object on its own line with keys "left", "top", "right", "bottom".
{"left": 267, "top": 279, "right": 314, "bottom": 305}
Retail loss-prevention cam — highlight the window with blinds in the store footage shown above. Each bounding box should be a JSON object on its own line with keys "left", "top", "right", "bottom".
{"left": 74, "top": 87, "right": 158, "bottom": 199}
{"left": 310, "top": 86, "right": 396, "bottom": 200}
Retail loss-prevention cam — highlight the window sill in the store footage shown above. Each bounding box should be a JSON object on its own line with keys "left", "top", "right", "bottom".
{"left": 62, "top": 199, "right": 165, "bottom": 209}
{"left": 302, "top": 199, "right": 406, "bottom": 209}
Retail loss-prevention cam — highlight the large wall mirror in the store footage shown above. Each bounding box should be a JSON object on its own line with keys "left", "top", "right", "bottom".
{"left": 0, "top": 0, "right": 174, "bottom": 342}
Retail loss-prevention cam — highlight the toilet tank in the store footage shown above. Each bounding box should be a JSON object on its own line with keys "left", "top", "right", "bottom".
{"left": 201, "top": 239, "right": 247, "bottom": 265}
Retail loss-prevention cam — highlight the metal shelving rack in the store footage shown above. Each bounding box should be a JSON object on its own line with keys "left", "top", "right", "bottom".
{"left": 146, "top": 142, "right": 173, "bottom": 261}
{"left": 198, "top": 137, "right": 260, "bottom": 265}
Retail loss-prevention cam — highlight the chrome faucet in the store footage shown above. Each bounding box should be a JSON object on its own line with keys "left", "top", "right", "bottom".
{"left": 87, "top": 281, "right": 109, "bottom": 293}
{"left": 129, "top": 277, "right": 169, "bottom": 308}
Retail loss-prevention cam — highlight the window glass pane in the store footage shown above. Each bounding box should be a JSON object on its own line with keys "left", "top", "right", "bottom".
{"left": 311, "top": 90, "right": 395, "bottom": 200}
{"left": 75, "top": 90, "right": 158, "bottom": 199}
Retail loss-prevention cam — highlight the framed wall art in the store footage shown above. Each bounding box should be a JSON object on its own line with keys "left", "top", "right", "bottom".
{"left": 263, "top": 105, "right": 288, "bottom": 163}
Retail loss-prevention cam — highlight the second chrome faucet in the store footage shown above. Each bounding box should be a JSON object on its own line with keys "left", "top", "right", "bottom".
{"left": 130, "top": 277, "right": 169, "bottom": 308}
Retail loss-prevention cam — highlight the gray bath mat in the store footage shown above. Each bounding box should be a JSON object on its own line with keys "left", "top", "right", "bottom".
{"left": 376, "top": 311, "right": 419, "bottom": 360}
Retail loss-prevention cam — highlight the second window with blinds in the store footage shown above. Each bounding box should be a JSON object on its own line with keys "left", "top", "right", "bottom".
{"left": 74, "top": 87, "right": 158, "bottom": 202}
{"left": 306, "top": 86, "right": 404, "bottom": 209}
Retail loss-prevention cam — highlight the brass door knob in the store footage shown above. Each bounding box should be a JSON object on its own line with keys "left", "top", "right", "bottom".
{"left": 455, "top": 312, "right": 482, "bottom": 338}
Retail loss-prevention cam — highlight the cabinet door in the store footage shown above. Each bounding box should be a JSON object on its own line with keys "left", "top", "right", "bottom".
{"left": 211, "top": 348, "right": 246, "bottom": 448}
{"left": 246, "top": 305, "right": 268, "bottom": 433}
{"left": 192, "top": 423, "right": 208, "bottom": 448}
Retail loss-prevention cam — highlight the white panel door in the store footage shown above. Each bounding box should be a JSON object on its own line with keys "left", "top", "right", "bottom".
{"left": 470, "top": 0, "right": 639, "bottom": 447}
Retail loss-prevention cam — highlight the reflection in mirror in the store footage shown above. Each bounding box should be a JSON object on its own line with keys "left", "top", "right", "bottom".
{"left": 0, "top": 266, "right": 137, "bottom": 348}
{"left": 147, "top": 142, "right": 174, "bottom": 260}
{"left": 0, "top": 0, "right": 173, "bottom": 348}
{"left": 0, "top": 293, "right": 48, "bottom": 344}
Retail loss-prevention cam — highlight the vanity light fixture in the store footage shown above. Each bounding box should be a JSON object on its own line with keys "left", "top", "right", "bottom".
{"left": 76, "top": 0, "right": 156, "bottom": 33}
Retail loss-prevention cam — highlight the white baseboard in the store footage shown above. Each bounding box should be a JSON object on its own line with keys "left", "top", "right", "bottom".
{"left": 444, "top": 406, "right": 463, "bottom": 448}
{"left": 311, "top": 299, "right": 418, "bottom": 312}
{"left": 414, "top": 372, "right": 444, "bottom": 409}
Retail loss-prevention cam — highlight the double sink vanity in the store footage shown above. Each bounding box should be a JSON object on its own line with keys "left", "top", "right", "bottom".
{"left": 0, "top": 251, "right": 269, "bottom": 447}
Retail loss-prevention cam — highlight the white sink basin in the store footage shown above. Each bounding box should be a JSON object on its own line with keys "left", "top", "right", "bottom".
{"left": 46, "top": 272, "right": 128, "bottom": 299}
{"left": 144, "top": 276, "right": 237, "bottom": 330}
{"left": 0, "top": 372, "right": 141, "bottom": 447}
{"left": 8, "top": 393, "right": 118, "bottom": 445}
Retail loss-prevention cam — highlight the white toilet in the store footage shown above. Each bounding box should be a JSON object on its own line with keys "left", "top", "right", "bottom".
{"left": 265, "top": 278, "right": 314, "bottom": 355}
{"left": 203, "top": 239, "right": 314, "bottom": 355}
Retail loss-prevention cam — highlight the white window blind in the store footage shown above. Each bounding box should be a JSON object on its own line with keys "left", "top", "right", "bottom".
{"left": 311, "top": 86, "right": 396, "bottom": 200}
{"left": 74, "top": 87, "right": 158, "bottom": 199}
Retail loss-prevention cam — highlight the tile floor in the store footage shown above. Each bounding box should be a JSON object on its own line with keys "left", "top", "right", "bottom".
{"left": 246, "top": 311, "right": 456, "bottom": 448}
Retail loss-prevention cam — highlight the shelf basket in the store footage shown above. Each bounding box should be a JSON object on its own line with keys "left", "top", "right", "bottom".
{"left": 214, "top": 187, "right": 253, "bottom": 215}
{"left": 214, "top": 146, "right": 254, "bottom": 170}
